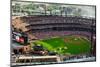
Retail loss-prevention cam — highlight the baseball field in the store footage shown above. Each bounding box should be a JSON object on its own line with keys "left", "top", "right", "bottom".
{"left": 32, "top": 35, "right": 91, "bottom": 55}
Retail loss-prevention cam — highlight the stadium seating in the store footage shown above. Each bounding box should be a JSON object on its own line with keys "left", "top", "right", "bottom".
{"left": 19, "top": 16, "right": 95, "bottom": 40}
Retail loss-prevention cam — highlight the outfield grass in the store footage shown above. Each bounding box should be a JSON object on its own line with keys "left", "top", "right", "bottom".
{"left": 32, "top": 35, "right": 91, "bottom": 55}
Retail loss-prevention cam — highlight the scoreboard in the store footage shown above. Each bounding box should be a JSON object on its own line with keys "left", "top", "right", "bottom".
{"left": 12, "top": 31, "right": 28, "bottom": 45}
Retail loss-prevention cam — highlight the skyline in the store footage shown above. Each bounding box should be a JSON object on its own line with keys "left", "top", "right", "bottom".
{"left": 12, "top": 1, "right": 96, "bottom": 18}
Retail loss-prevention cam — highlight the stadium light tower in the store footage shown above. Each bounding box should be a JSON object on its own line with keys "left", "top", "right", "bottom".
{"left": 39, "top": 4, "right": 47, "bottom": 15}
{"left": 90, "top": 18, "right": 96, "bottom": 56}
